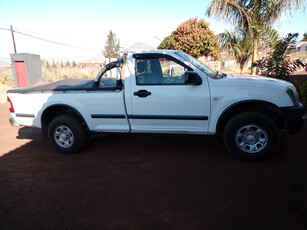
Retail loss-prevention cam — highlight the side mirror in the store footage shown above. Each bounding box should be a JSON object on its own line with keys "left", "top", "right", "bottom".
{"left": 185, "top": 71, "right": 202, "bottom": 85}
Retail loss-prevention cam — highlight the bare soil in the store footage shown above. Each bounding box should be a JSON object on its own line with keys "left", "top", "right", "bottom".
{"left": 0, "top": 84, "right": 12, "bottom": 104}
{"left": 0, "top": 102, "right": 307, "bottom": 230}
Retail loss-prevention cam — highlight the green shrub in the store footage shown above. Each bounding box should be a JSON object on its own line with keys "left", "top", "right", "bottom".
{"left": 293, "top": 80, "right": 307, "bottom": 106}
{"left": 0, "top": 68, "right": 14, "bottom": 84}
{"left": 257, "top": 33, "right": 305, "bottom": 81}
{"left": 302, "top": 81, "right": 307, "bottom": 106}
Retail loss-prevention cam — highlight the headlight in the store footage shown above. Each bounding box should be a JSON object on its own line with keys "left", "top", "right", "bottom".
{"left": 286, "top": 87, "right": 300, "bottom": 106}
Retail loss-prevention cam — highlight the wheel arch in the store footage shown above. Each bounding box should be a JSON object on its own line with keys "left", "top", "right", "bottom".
{"left": 216, "top": 100, "right": 285, "bottom": 133}
{"left": 41, "top": 104, "right": 89, "bottom": 138}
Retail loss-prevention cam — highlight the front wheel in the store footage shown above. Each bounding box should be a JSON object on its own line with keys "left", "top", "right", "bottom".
{"left": 48, "top": 115, "right": 86, "bottom": 154}
{"left": 223, "top": 112, "right": 280, "bottom": 161}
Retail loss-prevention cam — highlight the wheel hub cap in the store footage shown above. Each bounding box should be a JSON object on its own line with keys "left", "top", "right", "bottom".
{"left": 235, "top": 125, "right": 268, "bottom": 153}
{"left": 245, "top": 133, "right": 256, "bottom": 144}
{"left": 54, "top": 125, "right": 74, "bottom": 148}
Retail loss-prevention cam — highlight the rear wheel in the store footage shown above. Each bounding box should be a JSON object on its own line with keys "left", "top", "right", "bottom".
{"left": 223, "top": 112, "right": 280, "bottom": 160}
{"left": 48, "top": 115, "right": 85, "bottom": 154}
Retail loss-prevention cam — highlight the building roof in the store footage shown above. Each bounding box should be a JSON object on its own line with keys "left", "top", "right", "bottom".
{"left": 289, "top": 41, "right": 307, "bottom": 47}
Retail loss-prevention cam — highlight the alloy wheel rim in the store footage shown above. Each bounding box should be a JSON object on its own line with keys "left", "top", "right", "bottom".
{"left": 54, "top": 125, "right": 74, "bottom": 148}
{"left": 235, "top": 124, "right": 268, "bottom": 153}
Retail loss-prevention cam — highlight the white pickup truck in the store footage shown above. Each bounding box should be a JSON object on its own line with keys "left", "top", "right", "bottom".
{"left": 7, "top": 50, "right": 305, "bottom": 160}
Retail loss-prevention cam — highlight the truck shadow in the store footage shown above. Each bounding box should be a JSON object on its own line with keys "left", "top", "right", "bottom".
{"left": 0, "top": 123, "right": 307, "bottom": 230}
{"left": 16, "top": 126, "right": 42, "bottom": 140}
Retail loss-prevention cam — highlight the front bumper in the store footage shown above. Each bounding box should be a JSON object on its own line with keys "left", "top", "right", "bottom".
{"left": 279, "top": 103, "right": 305, "bottom": 135}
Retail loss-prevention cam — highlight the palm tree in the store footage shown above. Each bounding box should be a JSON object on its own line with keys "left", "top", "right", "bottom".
{"left": 219, "top": 29, "right": 252, "bottom": 74}
{"left": 207, "top": 0, "right": 304, "bottom": 75}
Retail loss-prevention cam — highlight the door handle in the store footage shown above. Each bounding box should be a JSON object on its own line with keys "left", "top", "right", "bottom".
{"left": 134, "top": 90, "right": 151, "bottom": 98}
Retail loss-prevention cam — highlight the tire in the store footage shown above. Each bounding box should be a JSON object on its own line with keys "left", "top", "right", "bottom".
{"left": 223, "top": 112, "right": 280, "bottom": 161}
{"left": 48, "top": 115, "right": 86, "bottom": 154}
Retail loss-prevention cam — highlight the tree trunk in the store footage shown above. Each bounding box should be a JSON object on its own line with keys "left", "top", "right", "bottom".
{"left": 251, "top": 36, "right": 258, "bottom": 75}
{"left": 240, "top": 62, "right": 244, "bottom": 74}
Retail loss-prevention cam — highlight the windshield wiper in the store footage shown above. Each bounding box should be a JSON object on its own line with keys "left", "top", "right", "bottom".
{"left": 215, "top": 71, "right": 227, "bottom": 79}
{"left": 220, "top": 73, "right": 227, "bottom": 78}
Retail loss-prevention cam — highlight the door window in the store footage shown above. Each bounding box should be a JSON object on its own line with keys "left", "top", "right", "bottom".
{"left": 136, "top": 58, "right": 188, "bottom": 85}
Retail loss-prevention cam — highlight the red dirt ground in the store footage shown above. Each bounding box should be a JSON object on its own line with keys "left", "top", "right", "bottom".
{"left": 0, "top": 103, "right": 307, "bottom": 230}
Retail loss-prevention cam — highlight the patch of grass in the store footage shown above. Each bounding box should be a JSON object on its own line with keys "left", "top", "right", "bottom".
{"left": 42, "top": 67, "right": 99, "bottom": 82}
{"left": 0, "top": 68, "right": 14, "bottom": 84}
{"left": 289, "top": 51, "right": 307, "bottom": 60}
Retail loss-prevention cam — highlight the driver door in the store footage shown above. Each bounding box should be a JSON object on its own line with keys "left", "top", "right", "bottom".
{"left": 128, "top": 53, "right": 211, "bottom": 133}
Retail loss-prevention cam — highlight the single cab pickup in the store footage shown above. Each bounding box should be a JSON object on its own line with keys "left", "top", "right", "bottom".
{"left": 7, "top": 50, "right": 305, "bottom": 160}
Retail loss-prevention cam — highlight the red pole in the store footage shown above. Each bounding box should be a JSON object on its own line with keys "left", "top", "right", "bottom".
{"left": 10, "top": 25, "right": 17, "bottom": 53}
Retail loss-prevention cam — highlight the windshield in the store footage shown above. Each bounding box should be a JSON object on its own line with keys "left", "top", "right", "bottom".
{"left": 176, "top": 52, "right": 218, "bottom": 79}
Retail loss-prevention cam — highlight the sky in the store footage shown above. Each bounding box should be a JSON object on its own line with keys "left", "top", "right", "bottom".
{"left": 0, "top": 0, "right": 306, "bottom": 63}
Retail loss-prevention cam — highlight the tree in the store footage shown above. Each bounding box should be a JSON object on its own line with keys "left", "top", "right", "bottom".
{"left": 257, "top": 33, "right": 305, "bottom": 80}
{"left": 157, "top": 32, "right": 176, "bottom": 49}
{"left": 175, "top": 18, "right": 220, "bottom": 59}
{"left": 41, "top": 59, "right": 46, "bottom": 66}
{"left": 302, "top": 32, "right": 307, "bottom": 41}
{"left": 207, "top": 0, "right": 305, "bottom": 75}
{"left": 219, "top": 28, "right": 253, "bottom": 74}
{"left": 72, "top": 60, "right": 76, "bottom": 68}
{"left": 103, "top": 30, "right": 120, "bottom": 62}
{"left": 52, "top": 59, "right": 57, "bottom": 68}
{"left": 158, "top": 18, "right": 220, "bottom": 60}
{"left": 60, "top": 60, "right": 65, "bottom": 68}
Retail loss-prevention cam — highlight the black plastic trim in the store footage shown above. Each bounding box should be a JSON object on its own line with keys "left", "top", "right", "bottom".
{"left": 216, "top": 100, "right": 280, "bottom": 132}
{"left": 279, "top": 103, "right": 305, "bottom": 134}
{"left": 216, "top": 100, "right": 305, "bottom": 135}
{"left": 128, "top": 115, "right": 208, "bottom": 120}
{"left": 41, "top": 104, "right": 89, "bottom": 130}
{"left": 133, "top": 90, "right": 151, "bottom": 97}
{"left": 91, "top": 114, "right": 126, "bottom": 119}
{"left": 16, "top": 113, "right": 35, "bottom": 118}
